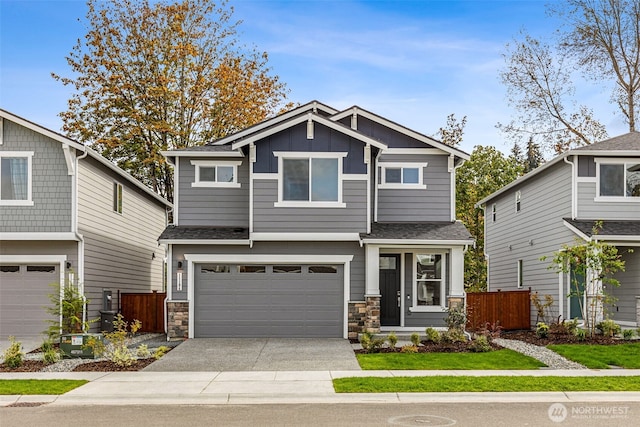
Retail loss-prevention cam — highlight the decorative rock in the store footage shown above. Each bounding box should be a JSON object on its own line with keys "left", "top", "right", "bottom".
{"left": 494, "top": 338, "right": 587, "bottom": 369}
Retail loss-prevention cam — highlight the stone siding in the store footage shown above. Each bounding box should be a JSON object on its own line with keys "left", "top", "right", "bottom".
{"left": 167, "top": 301, "right": 189, "bottom": 339}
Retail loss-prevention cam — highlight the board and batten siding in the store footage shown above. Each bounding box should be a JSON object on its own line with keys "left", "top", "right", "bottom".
{"left": 608, "top": 248, "right": 640, "bottom": 323}
{"left": 377, "top": 154, "right": 451, "bottom": 222}
{"left": 577, "top": 181, "right": 640, "bottom": 220}
{"left": 0, "top": 119, "right": 72, "bottom": 232}
{"left": 77, "top": 157, "right": 166, "bottom": 328}
{"left": 485, "top": 162, "right": 574, "bottom": 324}
{"left": 341, "top": 116, "right": 429, "bottom": 149}
{"left": 252, "top": 179, "right": 368, "bottom": 233}
{"left": 170, "top": 241, "right": 365, "bottom": 301}
{"left": 177, "top": 157, "right": 249, "bottom": 227}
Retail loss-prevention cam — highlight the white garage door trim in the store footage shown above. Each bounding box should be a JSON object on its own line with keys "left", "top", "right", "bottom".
{"left": 184, "top": 254, "right": 354, "bottom": 339}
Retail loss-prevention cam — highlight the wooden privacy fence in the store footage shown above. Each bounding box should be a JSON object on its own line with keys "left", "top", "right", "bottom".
{"left": 466, "top": 289, "right": 531, "bottom": 331}
{"left": 120, "top": 291, "right": 166, "bottom": 333}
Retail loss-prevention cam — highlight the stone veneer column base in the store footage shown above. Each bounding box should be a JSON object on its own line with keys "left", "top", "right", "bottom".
{"left": 167, "top": 301, "right": 189, "bottom": 339}
{"left": 448, "top": 296, "right": 465, "bottom": 309}
{"left": 364, "top": 296, "right": 381, "bottom": 333}
{"left": 348, "top": 302, "right": 367, "bottom": 339}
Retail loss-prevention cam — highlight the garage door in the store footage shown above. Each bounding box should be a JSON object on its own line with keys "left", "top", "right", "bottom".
{"left": 194, "top": 264, "right": 343, "bottom": 338}
{"left": 0, "top": 264, "right": 58, "bottom": 339}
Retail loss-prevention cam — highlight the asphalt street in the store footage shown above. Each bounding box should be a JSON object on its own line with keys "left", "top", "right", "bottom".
{"left": 2, "top": 402, "right": 639, "bottom": 427}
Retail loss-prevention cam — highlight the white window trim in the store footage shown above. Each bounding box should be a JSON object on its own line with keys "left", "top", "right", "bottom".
{"left": 378, "top": 162, "right": 427, "bottom": 189}
{"left": 409, "top": 252, "right": 447, "bottom": 312}
{"left": 273, "top": 151, "right": 347, "bottom": 208}
{"left": 515, "top": 190, "right": 521, "bottom": 212}
{"left": 190, "top": 160, "right": 242, "bottom": 188}
{"left": 517, "top": 259, "right": 523, "bottom": 289}
{"left": 0, "top": 151, "right": 34, "bottom": 206}
{"left": 594, "top": 157, "right": 640, "bottom": 201}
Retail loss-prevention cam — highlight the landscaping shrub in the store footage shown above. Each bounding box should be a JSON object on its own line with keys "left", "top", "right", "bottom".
{"left": 153, "top": 346, "right": 171, "bottom": 360}
{"left": 410, "top": 332, "right": 420, "bottom": 346}
{"left": 425, "top": 327, "right": 441, "bottom": 343}
{"left": 86, "top": 314, "right": 142, "bottom": 367}
{"left": 359, "top": 332, "right": 384, "bottom": 353}
{"left": 400, "top": 344, "right": 418, "bottom": 353}
{"left": 470, "top": 335, "right": 492, "bottom": 352}
{"left": 444, "top": 306, "right": 466, "bottom": 333}
{"left": 136, "top": 344, "right": 151, "bottom": 359}
{"left": 2, "top": 337, "right": 23, "bottom": 368}
{"left": 623, "top": 329, "right": 635, "bottom": 341}
{"left": 597, "top": 319, "right": 621, "bottom": 337}
{"left": 574, "top": 328, "right": 587, "bottom": 342}
{"left": 387, "top": 332, "right": 398, "bottom": 348}
{"left": 536, "top": 322, "right": 549, "bottom": 338}
{"left": 41, "top": 339, "right": 60, "bottom": 365}
{"left": 477, "top": 321, "right": 502, "bottom": 341}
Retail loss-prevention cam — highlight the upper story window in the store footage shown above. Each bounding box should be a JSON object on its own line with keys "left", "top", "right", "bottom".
{"left": 191, "top": 160, "right": 242, "bottom": 188}
{"left": 0, "top": 151, "right": 34, "bottom": 206}
{"left": 597, "top": 159, "right": 640, "bottom": 199}
{"left": 378, "top": 162, "right": 427, "bottom": 189}
{"left": 274, "top": 152, "right": 346, "bottom": 208}
{"left": 491, "top": 203, "right": 496, "bottom": 222}
{"left": 515, "top": 191, "right": 521, "bottom": 212}
{"left": 113, "top": 182, "right": 123, "bottom": 214}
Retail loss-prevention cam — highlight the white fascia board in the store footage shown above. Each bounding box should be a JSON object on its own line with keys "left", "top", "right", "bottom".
{"left": 381, "top": 148, "right": 446, "bottom": 156}
{"left": 231, "top": 113, "right": 388, "bottom": 151}
{"left": 250, "top": 232, "right": 361, "bottom": 242}
{"left": 593, "top": 235, "right": 640, "bottom": 242}
{"left": 360, "top": 239, "right": 475, "bottom": 246}
{"left": 160, "top": 150, "right": 244, "bottom": 158}
{"left": 0, "top": 232, "right": 80, "bottom": 241}
{"left": 562, "top": 220, "right": 591, "bottom": 242}
{"left": 158, "top": 239, "right": 251, "bottom": 245}
{"left": 574, "top": 150, "right": 640, "bottom": 157}
{"left": 83, "top": 147, "right": 172, "bottom": 208}
{"left": 184, "top": 254, "right": 354, "bottom": 263}
{"left": 330, "top": 107, "right": 470, "bottom": 160}
{"left": 0, "top": 109, "right": 85, "bottom": 151}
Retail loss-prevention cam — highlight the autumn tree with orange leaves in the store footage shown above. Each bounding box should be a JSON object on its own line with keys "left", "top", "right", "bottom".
{"left": 54, "top": 0, "right": 291, "bottom": 200}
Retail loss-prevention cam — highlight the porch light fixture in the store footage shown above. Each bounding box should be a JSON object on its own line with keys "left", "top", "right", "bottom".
{"left": 66, "top": 261, "right": 71, "bottom": 269}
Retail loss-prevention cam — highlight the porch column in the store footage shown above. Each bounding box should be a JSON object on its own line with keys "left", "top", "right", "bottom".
{"left": 585, "top": 269, "right": 604, "bottom": 327}
{"left": 448, "top": 246, "right": 465, "bottom": 308}
{"left": 365, "top": 244, "right": 380, "bottom": 296}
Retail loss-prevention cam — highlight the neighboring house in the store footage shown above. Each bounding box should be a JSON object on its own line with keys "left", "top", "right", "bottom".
{"left": 0, "top": 109, "right": 171, "bottom": 339}
{"left": 160, "top": 101, "right": 473, "bottom": 339}
{"left": 478, "top": 132, "right": 640, "bottom": 328}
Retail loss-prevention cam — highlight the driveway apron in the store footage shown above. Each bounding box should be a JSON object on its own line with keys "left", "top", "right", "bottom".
{"left": 142, "top": 338, "right": 361, "bottom": 372}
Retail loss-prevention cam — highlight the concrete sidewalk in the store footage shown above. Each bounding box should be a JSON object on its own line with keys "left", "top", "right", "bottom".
{"left": 2, "top": 369, "right": 640, "bottom": 406}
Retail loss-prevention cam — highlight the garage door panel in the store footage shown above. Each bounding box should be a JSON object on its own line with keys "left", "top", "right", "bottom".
{"left": 194, "top": 264, "right": 343, "bottom": 338}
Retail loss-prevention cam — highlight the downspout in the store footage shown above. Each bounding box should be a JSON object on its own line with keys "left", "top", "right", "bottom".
{"left": 373, "top": 149, "right": 382, "bottom": 223}
{"left": 563, "top": 156, "right": 576, "bottom": 220}
{"left": 75, "top": 148, "right": 89, "bottom": 330}
{"left": 450, "top": 156, "right": 465, "bottom": 222}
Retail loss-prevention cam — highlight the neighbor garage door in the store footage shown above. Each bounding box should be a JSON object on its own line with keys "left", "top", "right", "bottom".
{"left": 194, "top": 264, "right": 343, "bottom": 337}
{"left": 0, "top": 264, "right": 59, "bottom": 338}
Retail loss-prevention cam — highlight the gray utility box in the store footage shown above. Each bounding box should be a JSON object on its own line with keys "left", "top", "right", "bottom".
{"left": 100, "top": 310, "right": 116, "bottom": 333}
{"left": 60, "top": 333, "right": 103, "bottom": 359}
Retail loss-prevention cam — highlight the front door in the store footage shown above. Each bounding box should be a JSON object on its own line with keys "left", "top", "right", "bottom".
{"left": 569, "top": 266, "right": 585, "bottom": 320}
{"left": 379, "top": 255, "right": 401, "bottom": 326}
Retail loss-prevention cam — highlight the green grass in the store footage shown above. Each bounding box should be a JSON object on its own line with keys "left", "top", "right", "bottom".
{"left": 0, "top": 380, "right": 88, "bottom": 395}
{"left": 356, "top": 349, "right": 546, "bottom": 370}
{"left": 333, "top": 376, "right": 640, "bottom": 393}
{"left": 547, "top": 343, "right": 640, "bottom": 369}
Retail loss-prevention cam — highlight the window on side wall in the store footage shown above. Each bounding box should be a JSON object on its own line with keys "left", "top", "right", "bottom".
{"left": 191, "top": 160, "right": 242, "bottom": 188}
{"left": 597, "top": 160, "right": 640, "bottom": 198}
{"left": 491, "top": 203, "right": 496, "bottom": 222}
{"left": 378, "top": 162, "right": 427, "bottom": 189}
{"left": 0, "top": 151, "right": 34, "bottom": 206}
{"left": 113, "top": 182, "right": 123, "bottom": 214}
{"left": 274, "top": 152, "right": 346, "bottom": 207}
{"left": 517, "top": 260, "right": 523, "bottom": 288}
{"left": 515, "top": 191, "right": 521, "bottom": 212}
{"left": 413, "top": 253, "right": 445, "bottom": 309}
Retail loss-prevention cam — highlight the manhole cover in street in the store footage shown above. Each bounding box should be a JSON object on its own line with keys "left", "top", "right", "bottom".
{"left": 388, "top": 414, "right": 456, "bottom": 426}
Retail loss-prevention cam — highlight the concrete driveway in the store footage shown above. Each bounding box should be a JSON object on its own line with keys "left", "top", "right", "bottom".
{"left": 143, "top": 338, "right": 361, "bottom": 372}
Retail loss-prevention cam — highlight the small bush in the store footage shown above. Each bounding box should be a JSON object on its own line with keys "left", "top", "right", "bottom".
{"left": 359, "top": 332, "right": 384, "bottom": 353}
{"left": 153, "top": 346, "right": 171, "bottom": 360}
{"left": 43, "top": 348, "right": 60, "bottom": 365}
{"left": 136, "top": 344, "right": 151, "bottom": 358}
{"left": 441, "top": 329, "right": 466, "bottom": 343}
{"left": 477, "top": 321, "right": 502, "bottom": 341}
{"left": 400, "top": 344, "right": 418, "bottom": 353}
{"left": 85, "top": 314, "right": 142, "bottom": 367}
{"left": 536, "top": 322, "right": 549, "bottom": 338}
{"left": 574, "top": 328, "right": 587, "bottom": 342}
{"left": 444, "top": 306, "right": 466, "bottom": 332}
{"left": 387, "top": 332, "right": 398, "bottom": 348}
{"left": 470, "top": 335, "right": 492, "bottom": 353}
{"left": 565, "top": 318, "right": 579, "bottom": 334}
{"left": 622, "top": 329, "right": 635, "bottom": 341}
{"left": 425, "top": 327, "right": 441, "bottom": 344}
{"left": 597, "top": 319, "right": 621, "bottom": 337}
{"left": 410, "top": 332, "right": 420, "bottom": 346}
{"left": 2, "top": 337, "right": 24, "bottom": 368}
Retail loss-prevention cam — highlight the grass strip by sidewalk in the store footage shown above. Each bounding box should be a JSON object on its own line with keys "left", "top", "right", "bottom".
{"left": 356, "top": 349, "right": 545, "bottom": 370}
{"left": 0, "top": 380, "right": 88, "bottom": 395}
{"left": 547, "top": 343, "right": 640, "bottom": 369}
{"left": 333, "top": 376, "right": 640, "bottom": 393}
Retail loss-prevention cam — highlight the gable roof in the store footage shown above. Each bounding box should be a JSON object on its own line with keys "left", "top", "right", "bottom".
{"left": 0, "top": 109, "right": 171, "bottom": 207}
{"left": 476, "top": 132, "right": 640, "bottom": 207}
{"left": 331, "top": 106, "right": 470, "bottom": 160}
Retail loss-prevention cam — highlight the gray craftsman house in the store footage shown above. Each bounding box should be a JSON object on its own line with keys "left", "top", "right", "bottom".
{"left": 478, "top": 132, "right": 640, "bottom": 328}
{"left": 0, "top": 109, "right": 171, "bottom": 339}
{"left": 160, "top": 101, "right": 473, "bottom": 339}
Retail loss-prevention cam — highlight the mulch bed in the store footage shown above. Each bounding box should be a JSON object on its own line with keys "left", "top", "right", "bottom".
{"left": 72, "top": 358, "right": 156, "bottom": 372}
{"left": 500, "top": 330, "right": 626, "bottom": 346}
{"left": 0, "top": 360, "right": 48, "bottom": 372}
{"left": 355, "top": 340, "right": 502, "bottom": 354}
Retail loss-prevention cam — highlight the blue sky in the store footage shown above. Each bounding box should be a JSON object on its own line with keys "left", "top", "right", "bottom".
{"left": 0, "top": 0, "right": 628, "bottom": 154}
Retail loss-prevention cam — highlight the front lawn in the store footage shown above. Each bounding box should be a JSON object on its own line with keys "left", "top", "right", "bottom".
{"left": 333, "top": 376, "right": 640, "bottom": 393}
{"left": 0, "top": 379, "right": 88, "bottom": 395}
{"left": 547, "top": 343, "right": 640, "bottom": 369}
{"left": 356, "top": 348, "right": 545, "bottom": 370}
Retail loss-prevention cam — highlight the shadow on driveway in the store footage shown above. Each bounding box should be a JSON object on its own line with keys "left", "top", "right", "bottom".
{"left": 143, "top": 338, "right": 361, "bottom": 372}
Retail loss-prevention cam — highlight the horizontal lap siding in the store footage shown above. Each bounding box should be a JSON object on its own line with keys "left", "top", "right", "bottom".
{"left": 253, "top": 180, "right": 367, "bottom": 232}
{"left": 485, "top": 162, "right": 574, "bottom": 324}
{"left": 577, "top": 181, "right": 639, "bottom": 220}
{"left": 0, "top": 120, "right": 72, "bottom": 232}
{"left": 177, "top": 157, "right": 249, "bottom": 227}
{"left": 608, "top": 249, "right": 640, "bottom": 323}
{"left": 170, "top": 241, "right": 365, "bottom": 301}
{"left": 78, "top": 158, "right": 166, "bottom": 330}
{"left": 377, "top": 154, "right": 451, "bottom": 222}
